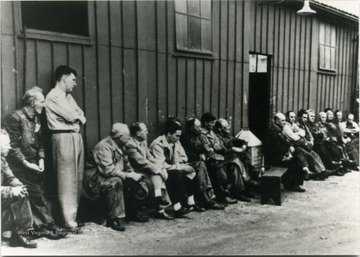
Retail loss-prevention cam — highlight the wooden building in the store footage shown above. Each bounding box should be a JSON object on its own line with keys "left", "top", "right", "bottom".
{"left": 1, "top": 0, "right": 358, "bottom": 151}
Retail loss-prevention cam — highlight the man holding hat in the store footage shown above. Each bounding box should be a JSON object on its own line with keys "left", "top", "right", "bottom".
{"left": 83, "top": 123, "right": 143, "bottom": 231}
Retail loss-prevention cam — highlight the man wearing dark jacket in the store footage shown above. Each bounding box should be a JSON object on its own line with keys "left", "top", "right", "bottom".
{"left": 265, "top": 113, "right": 305, "bottom": 192}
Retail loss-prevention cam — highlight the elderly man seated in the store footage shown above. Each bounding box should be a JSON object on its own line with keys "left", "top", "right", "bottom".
{"left": 265, "top": 113, "right": 306, "bottom": 192}
{"left": 83, "top": 123, "right": 144, "bottom": 231}
{"left": 1, "top": 129, "right": 37, "bottom": 248}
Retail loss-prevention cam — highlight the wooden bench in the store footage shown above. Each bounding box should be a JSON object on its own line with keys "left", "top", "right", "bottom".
{"left": 261, "top": 166, "right": 288, "bottom": 206}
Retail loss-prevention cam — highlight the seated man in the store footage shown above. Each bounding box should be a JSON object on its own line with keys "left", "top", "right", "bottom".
{"left": 180, "top": 118, "right": 225, "bottom": 210}
{"left": 83, "top": 123, "right": 144, "bottom": 232}
{"left": 296, "top": 109, "right": 330, "bottom": 179}
{"left": 125, "top": 122, "right": 173, "bottom": 220}
{"left": 1, "top": 129, "right": 37, "bottom": 248}
{"left": 4, "top": 86, "right": 67, "bottom": 239}
{"left": 265, "top": 113, "right": 306, "bottom": 192}
{"left": 198, "top": 113, "right": 238, "bottom": 204}
{"left": 149, "top": 118, "right": 197, "bottom": 217}
{"left": 283, "top": 110, "right": 326, "bottom": 180}
{"left": 326, "top": 109, "right": 359, "bottom": 169}
{"left": 214, "top": 118, "right": 255, "bottom": 201}
{"left": 341, "top": 113, "right": 359, "bottom": 166}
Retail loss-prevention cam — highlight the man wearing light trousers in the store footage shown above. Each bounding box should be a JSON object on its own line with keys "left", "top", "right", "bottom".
{"left": 45, "top": 65, "right": 86, "bottom": 232}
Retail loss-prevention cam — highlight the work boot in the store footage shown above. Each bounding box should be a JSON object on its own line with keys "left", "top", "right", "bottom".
{"left": 9, "top": 232, "right": 37, "bottom": 248}
{"left": 106, "top": 218, "right": 126, "bottom": 232}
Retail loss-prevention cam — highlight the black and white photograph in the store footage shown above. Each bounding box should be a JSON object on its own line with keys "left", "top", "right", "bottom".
{"left": 0, "top": 0, "right": 359, "bottom": 255}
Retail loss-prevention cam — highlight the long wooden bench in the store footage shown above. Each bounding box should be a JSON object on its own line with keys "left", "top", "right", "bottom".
{"left": 260, "top": 166, "right": 288, "bottom": 206}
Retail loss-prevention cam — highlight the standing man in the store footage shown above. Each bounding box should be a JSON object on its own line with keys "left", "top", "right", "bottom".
{"left": 4, "top": 86, "right": 67, "bottom": 239}
{"left": 45, "top": 65, "right": 86, "bottom": 231}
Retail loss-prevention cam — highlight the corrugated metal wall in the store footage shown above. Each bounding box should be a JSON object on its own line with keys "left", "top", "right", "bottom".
{"left": 1, "top": 0, "right": 358, "bottom": 153}
{"left": 249, "top": 1, "right": 358, "bottom": 116}
{"left": 1, "top": 0, "right": 250, "bottom": 152}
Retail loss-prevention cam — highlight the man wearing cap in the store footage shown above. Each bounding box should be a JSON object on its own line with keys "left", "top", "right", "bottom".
{"left": 198, "top": 113, "right": 238, "bottom": 204}
{"left": 45, "top": 65, "right": 86, "bottom": 231}
{"left": 83, "top": 123, "right": 143, "bottom": 231}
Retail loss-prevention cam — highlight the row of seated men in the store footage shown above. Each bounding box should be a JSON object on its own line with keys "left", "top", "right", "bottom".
{"left": 265, "top": 108, "right": 359, "bottom": 192}
{"left": 1, "top": 99, "right": 260, "bottom": 248}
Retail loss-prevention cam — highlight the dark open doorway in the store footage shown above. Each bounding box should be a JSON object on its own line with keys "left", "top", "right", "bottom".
{"left": 248, "top": 53, "right": 271, "bottom": 143}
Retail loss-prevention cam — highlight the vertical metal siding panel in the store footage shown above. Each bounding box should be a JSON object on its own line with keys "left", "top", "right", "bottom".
{"left": 254, "top": 3, "right": 261, "bottom": 52}
{"left": 166, "top": 0, "right": 174, "bottom": 54}
{"left": 138, "top": 53, "right": 149, "bottom": 123}
{"left": 16, "top": 38, "right": 25, "bottom": 100}
{"left": 242, "top": 63, "right": 249, "bottom": 127}
{"left": 36, "top": 43, "right": 52, "bottom": 92}
{"left": 98, "top": 45, "right": 112, "bottom": 138}
{"left": 227, "top": 61, "right": 235, "bottom": 121}
{"left": 235, "top": 1, "right": 243, "bottom": 61}
{"left": 96, "top": 1, "right": 110, "bottom": 46}
{"left": 267, "top": 5, "right": 274, "bottom": 56}
{"left": 167, "top": 56, "right": 176, "bottom": 116}
{"left": 84, "top": 47, "right": 99, "bottom": 150}
{"left": 24, "top": 40, "right": 37, "bottom": 93}
{"left": 338, "top": 25, "right": 345, "bottom": 111}
{"left": 186, "top": 59, "right": 195, "bottom": 118}
{"left": 177, "top": 58, "right": 186, "bottom": 120}
{"left": 139, "top": 51, "right": 157, "bottom": 138}
{"left": 123, "top": 49, "right": 138, "bottom": 124}
{"left": 53, "top": 43, "right": 68, "bottom": 68}
{"left": 242, "top": 1, "right": 250, "bottom": 127}
{"left": 343, "top": 28, "right": 351, "bottom": 113}
{"left": 220, "top": 1, "right": 227, "bottom": 61}
{"left": 137, "top": 1, "right": 156, "bottom": 51}
{"left": 212, "top": 1, "right": 220, "bottom": 59}
{"left": 110, "top": 47, "right": 123, "bottom": 123}
{"left": 304, "top": 18, "right": 311, "bottom": 108}
{"left": 248, "top": 0, "right": 255, "bottom": 52}
{"left": 1, "top": 35, "right": 16, "bottom": 118}
{"left": 234, "top": 62, "right": 242, "bottom": 131}
{"left": 261, "top": 4, "right": 268, "bottom": 53}
{"left": 211, "top": 60, "right": 219, "bottom": 115}
{"left": 157, "top": 53, "right": 167, "bottom": 134}
{"left": 219, "top": 60, "right": 227, "bottom": 118}
{"left": 1, "top": 2, "right": 13, "bottom": 34}
{"left": 228, "top": 1, "right": 235, "bottom": 62}
{"left": 68, "top": 45, "right": 85, "bottom": 117}
{"left": 123, "top": 1, "right": 137, "bottom": 49}
{"left": 109, "top": 1, "right": 122, "bottom": 47}
{"left": 195, "top": 59, "right": 204, "bottom": 117}
{"left": 203, "top": 60, "right": 211, "bottom": 112}
{"left": 309, "top": 18, "right": 318, "bottom": 111}
{"left": 299, "top": 15, "right": 306, "bottom": 109}
{"left": 156, "top": 0, "right": 167, "bottom": 53}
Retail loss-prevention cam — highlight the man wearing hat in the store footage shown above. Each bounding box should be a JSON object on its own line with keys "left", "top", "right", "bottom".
{"left": 83, "top": 123, "right": 143, "bottom": 231}
{"left": 198, "top": 113, "right": 238, "bottom": 204}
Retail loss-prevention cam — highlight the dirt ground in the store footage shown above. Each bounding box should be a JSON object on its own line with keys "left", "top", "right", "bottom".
{"left": 1, "top": 170, "right": 359, "bottom": 255}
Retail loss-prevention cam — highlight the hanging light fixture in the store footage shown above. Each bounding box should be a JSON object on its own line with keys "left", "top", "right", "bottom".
{"left": 297, "top": 0, "right": 316, "bottom": 16}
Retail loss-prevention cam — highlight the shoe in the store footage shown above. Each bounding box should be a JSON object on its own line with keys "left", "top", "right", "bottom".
{"left": 133, "top": 211, "right": 150, "bottom": 222}
{"left": 9, "top": 233, "right": 37, "bottom": 248}
{"left": 334, "top": 170, "right": 345, "bottom": 176}
{"left": 243, "top": 190, "right": 255, "bottom": 198}
{"left": 106, "top": 218, "right": 126, "bottom": 232}
{"left": 155, "top": 196, "right": 170, "bottom": 206}
{"left": 154, "top": 211, "right": 174, "bottom": 220}
{"left": 65, "top": 226, "right": 83, "bottom": 234}
{"left": 77, "top": 220, "right": 85, "bottom": 227}
{"left": 47, "top": 224, "right": 68, "bottom": 239}
{"left": 187, "top": 204, "right": 206, "bottom": 212}
{"left": 205, "top": 200, "right": 225, "bottom": 210}
{"left": 236, "top": 194, "right": 251, "bottom": 202}
{"left": 288, "top": 186, "right": 306, "bottom": 192}
{"left": 174, "top": 207, "right": 191, "bottom": 218}
{"left": 36, "top": 228, "right": 66, "bottom": 240}
{"left": 220, "top": 196, "right": 238, "bottom": 204}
